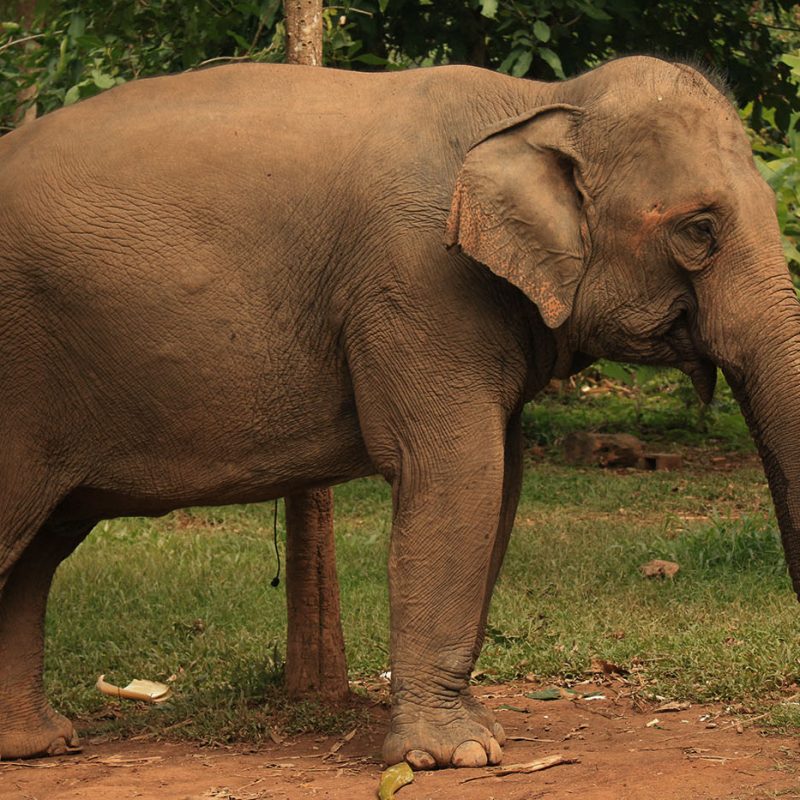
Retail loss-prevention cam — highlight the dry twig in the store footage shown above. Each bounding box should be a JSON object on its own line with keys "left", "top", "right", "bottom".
{"left": 460, "top": 754, "right": 579, "bottom": 783}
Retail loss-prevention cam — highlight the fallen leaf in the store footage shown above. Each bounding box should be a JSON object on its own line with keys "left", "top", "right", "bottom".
{"left": 640, "top": 559, "right": 680, "bottom": 579}
{"left": 269, "top": 728, "right": 284, "bottom": 745}
{"left": 496, "top": 704, "right": 528, "bottom": 713}
{"left": 655, "top": 701, "right": 691, "bottom": 713}
{"left": 378, "top": 762, "right": 414, "bottom": 800}
{"left": 328, "top": 727, "right": 357, "bottom": 755}
{"left": 589, "top": 658, "right": 628, "bottom": 675}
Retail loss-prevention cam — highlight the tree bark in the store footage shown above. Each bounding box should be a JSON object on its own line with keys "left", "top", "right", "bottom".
{"left": 12, "top": 0, "right": 41, "bottom": 126}
{"left": 285, "top": 0, "right": 322, "bottom": 67}
{"left": 282, "top": 0, "right": 348, "bottom": 703}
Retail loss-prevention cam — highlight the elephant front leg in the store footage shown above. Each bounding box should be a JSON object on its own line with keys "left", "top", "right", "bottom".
{"left": 0, "top": 522, "right": 90, "bottom": 760}
{"left": 461, "top": 412, "right": 523, "bottom": 747}
{"left": 382, "top": 425, "right": 509, "bottom": 770}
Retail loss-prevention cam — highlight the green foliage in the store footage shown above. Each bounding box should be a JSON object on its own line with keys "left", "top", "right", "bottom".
{"left": 524, "top": 366, "right": 751, "bottom": 451}
{"left": 646, "top": 514, "right": 786, "bottom": 576}
{"left": 747, "top": 51, "right": 800, "bottom": 275}
{"left": 0, "top": 1, "right": 370, "bottom": 125}
{"left": 1, "top": 2, "right": 272, "bottom": 124}
{"left": 357, "top": 1, "right": 800, "bottom": 124}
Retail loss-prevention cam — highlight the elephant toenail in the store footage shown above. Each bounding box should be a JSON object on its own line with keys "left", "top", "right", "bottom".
{"left": 405, "top": 749, "right": 436, "bottom": 770}
{"left": 487, "top": 736, "right": 503, "bottom": 765}
{"left": 492, "top": 721, "right": 506, "bottom": 746}
{"left": 451, "top": 740, "right": 488, "bottom": 768}
{"left": 46, "top": 738, "right": 68, "bottom": 756}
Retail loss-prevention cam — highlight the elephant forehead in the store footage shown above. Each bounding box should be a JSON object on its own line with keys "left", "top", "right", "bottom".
{"left": 589, "top": 92, "right": 748, "bottom": 176}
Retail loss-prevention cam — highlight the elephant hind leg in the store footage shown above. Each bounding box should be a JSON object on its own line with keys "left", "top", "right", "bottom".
{"left": 0, "top": 518, "right": 93, "bottom": 760}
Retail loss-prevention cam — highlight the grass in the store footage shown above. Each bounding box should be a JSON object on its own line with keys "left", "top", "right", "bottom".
{"left": 43, "top": 368, "right": 800, "bottom": 743}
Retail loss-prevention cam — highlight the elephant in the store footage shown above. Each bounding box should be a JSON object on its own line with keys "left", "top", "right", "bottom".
{"left": 0, "top": 54, "right": 797, "bottom": 770}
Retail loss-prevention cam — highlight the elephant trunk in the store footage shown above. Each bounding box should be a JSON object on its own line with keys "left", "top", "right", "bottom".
{"left": 714, "top": 279, "right": 800, "bottom": 600}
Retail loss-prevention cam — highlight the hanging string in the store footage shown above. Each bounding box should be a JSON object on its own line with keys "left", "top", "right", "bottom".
{"left": 271, "top": 499, "right": 281, "bottom": 588}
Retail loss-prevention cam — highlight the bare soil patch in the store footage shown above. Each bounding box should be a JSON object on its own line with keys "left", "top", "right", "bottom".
{"left": 2, "top": 682, "right": 798, "bottom": 800}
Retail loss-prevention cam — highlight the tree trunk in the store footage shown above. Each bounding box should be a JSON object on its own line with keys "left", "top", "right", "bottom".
{"left": 282, "top": 0, "right": 349, "bottom": 702}
{"left": 284, "top": 489, "right": 349, "bottom": 701}
{"left": 13, "top": 0, "right": 41, "bottom": 126}
{"left": 285, "top": 0, "right": 323, "bottom": 67}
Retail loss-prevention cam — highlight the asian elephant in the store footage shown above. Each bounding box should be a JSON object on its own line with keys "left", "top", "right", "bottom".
{"left": 0, "top": 55, "right": 797, "bottom": 769}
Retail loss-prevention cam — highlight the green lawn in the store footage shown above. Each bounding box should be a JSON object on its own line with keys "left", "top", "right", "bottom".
{"left": 45, "top": 370, "right": 800, "bottom": 743}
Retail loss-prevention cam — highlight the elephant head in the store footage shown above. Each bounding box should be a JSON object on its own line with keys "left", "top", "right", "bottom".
{"left": 446, "top": 55, "right": 800, "bottom": 598}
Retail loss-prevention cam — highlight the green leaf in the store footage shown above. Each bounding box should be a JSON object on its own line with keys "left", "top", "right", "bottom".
{"left": 782, "top": 237, "right": 800, "bottom": 269}
{"left": 379, "top": 0, "right": 390, "bottom": 12}
{"left": 91, "top": 69, "right": 117, "bottom": 90}
{"left": 479, "top": 0, "right": 498, "bottom": 19}
{"left": 64, "top": 85, "right": 82, "bottom": 106}
{"left": 68, "top": 13, "right": 85, "bottom": 40}
{"left": 526, "top": 688, "right": 562, "bottom": 700}
{"left": 574, "top": 1, "right": 612, "bottom": 20}
{"left": 599, "top": 361, "right": 635, "bottom": 386}
{"left": 539, "top": 47, "right": 565, "bottom": 79}
{"left": 533, "top": 20, "right": 550, "bottom": 43}
{"left": 780, "top": 53, "right": 800, "bottom": 83}
{"left": 498, "top": 50, "right": 519, "bottom": 74}
{"left": 511, "top": 50, "right": 533, "bottom": 78}
{"left": 353, "top": 53, "right": 390, "bottom": 66}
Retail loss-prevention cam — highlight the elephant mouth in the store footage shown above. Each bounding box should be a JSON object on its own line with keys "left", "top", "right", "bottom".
{"left": 666, "top": 312, "right": 717, "bottom": 404}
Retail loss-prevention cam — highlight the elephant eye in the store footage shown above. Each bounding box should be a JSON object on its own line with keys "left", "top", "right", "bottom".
{"left": 673, "top": 213, "right": 719, "bottom": 270}
{"left": 692, "top": 219, "right": 713, "bottom": 237}
{"left": 684, "top": 216, "right": 715, "bottom": 242}
{"left": 681, "top": 214, "right": 718, "bottom": 260}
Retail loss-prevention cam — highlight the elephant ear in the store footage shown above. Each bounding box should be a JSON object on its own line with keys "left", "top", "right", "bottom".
{"left": 445, "top": 104, "right": 588, "bottom": 329}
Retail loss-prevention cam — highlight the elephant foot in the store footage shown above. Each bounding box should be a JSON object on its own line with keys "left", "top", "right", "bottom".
{"left": 461, "top": 688, "right": 506, "bottom": 745}
{"left": 382, "top": 701, "right": 503, "bottom": 769}
{"left": 0, "top": 707, "right": 81, "bottom": 760}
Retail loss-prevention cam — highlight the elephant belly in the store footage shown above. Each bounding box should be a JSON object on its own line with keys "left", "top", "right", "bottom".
{"left": 27, "top": 262, "right": 375, "bottom": 520}
{"left": 55, "top": 375, "right": 374, "bottom": 521}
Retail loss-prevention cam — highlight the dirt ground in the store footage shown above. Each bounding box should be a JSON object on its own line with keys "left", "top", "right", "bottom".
{"left": 2, "top": 682, "right": 798, "bottom": 800}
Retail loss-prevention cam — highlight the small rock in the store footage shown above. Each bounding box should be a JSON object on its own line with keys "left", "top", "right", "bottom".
{"left": 640, "top": 559, "right": 680, "bottom": 579}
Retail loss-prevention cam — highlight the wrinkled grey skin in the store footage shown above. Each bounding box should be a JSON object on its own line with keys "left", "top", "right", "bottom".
{"left": 0, "top": 56, "right": 796, "bottom": 769}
